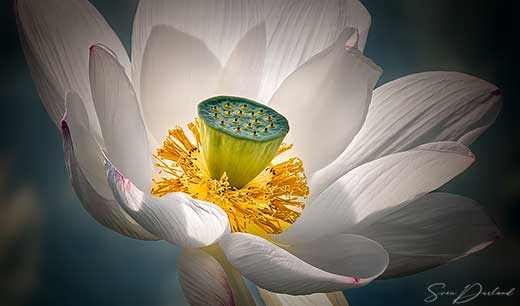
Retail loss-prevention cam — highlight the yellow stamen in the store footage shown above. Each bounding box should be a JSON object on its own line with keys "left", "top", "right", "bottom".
{"left": 151, "top": 119, "right": 308, "bottom": 235}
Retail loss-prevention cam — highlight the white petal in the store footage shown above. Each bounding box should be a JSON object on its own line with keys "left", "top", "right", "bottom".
{"left": 216, "top": 23, "right": 267, "bottom": 101}
{"left": 140, "top": 26, "right": 222, "bottom": 140}
{"left": 269, "top": 28, "right": 381, "bottom": 174}
{"left": 278, "top": 142, "right": 475, "bottom": 244}
{"left": 106, "top": 161, "right": 230, "bottom": 248}
{"left": 220, "top": 233, "right": 387, "bottom": 295}
{"left": 132, "top": 0, "right": 269, "bottom": 100}
{"left": 259, "top": 0, "right": 372, "bottom": 102}
{"left": 259, "top": 289, "right": 350, "bottom": 306}
{"left": 61, "top": 93, "right": 158, "bottom": 240}
{"left": 353, "top": 193, "right": 500, "bottom": 278}
{"left": 16, "top": 0, "right": 130, "bottom": 141}
{"left": 178, "top": 248, "right": 235, "bottom": 306}
{"left": 65, "top": 92, "right": 111, "bottom": 199}
{"left": 311, "top": 72, "right": 502, "bottom": 197}
{"left": 89, "top": 45, "right": 152, "bottom": 191}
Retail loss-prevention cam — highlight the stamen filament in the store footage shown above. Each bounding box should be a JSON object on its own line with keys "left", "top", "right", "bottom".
{"left": 151, "top": 119, "right": 308, "bottom": 235}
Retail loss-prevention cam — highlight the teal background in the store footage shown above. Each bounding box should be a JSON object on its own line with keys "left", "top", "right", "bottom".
{"left": 0, "top": 1, "right": 518, "bottom": 305}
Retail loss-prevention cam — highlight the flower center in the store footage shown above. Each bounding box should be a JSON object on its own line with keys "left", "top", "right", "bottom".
{"left": 151, "top": 96, "right": 308, "bottom": 235}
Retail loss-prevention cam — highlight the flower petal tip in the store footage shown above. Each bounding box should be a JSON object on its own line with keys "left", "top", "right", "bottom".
{"left": 105, "top": 158, "right": 129, "bottom": 187}
{"left": 60, "top": 114, "right": 68, "bottom": 131}
{"left": 345, "top": 29, "right": 360, "bottom": 50}
{"left": 89, "top": 43, "right": 120, "bottom": 63}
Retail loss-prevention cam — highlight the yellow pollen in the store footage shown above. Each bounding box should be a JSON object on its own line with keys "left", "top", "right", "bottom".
{"left": 151, "top": 119, "right": 309, "bottom": 235}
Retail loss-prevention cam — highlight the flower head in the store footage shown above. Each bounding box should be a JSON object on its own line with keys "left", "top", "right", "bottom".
{"left": 17, "top": 0, "right": 502, "bottom": 304}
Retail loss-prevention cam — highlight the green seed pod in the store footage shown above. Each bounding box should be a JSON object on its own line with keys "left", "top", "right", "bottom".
{"left": 198, "top": 96, "right": 289, "bottom": 188}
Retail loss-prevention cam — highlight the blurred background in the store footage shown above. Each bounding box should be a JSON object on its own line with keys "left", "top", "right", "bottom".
{"left": 0, "top": 0, "right": 517, "bottom": 305}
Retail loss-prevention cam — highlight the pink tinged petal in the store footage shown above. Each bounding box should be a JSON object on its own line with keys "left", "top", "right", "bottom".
{"left": 352, "top": 193, "right": 500, "bottom": 278}
{"left": 278, "top": 142, "right": 475, "bottom": 245}
{"left": 140, "top": 26, "right": 222, "bottom": 141}
{"left": 132, "top": 0, "right": 269, "bottom": 100}
{"left": 216, "top": 23, "right": 267, "bottom": 101}
{"left": 106, "top": 161, "right": 230, "bottom": 249}
{"left": 259, "top": 0, "right": 372, "bottom": 102}
{"left": 16, "top": 0, "right": 130, "bottom": 142}
{"left": 220, "top": 233, "right": 388, "bottom": 295}
{"left": 269, "top": 28, "right": 382, "bottom": 175}
{"left": 89, "top": 45, "right": 152, "bottom": 192}
{"left": 311, "top": 71, "right": 502, "bottom": 197}
{"left": 178, "top": 249, "right": 235, "bottom": 306}
{"left": 61, "top": 93, "right": 158, "bottom": 240}
{"left": 259, "top": 289, "right": 350, "bottom": 306}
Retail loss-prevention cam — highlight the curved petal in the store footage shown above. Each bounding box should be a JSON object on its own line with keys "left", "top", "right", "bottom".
{"left": 269, "top": 28, "right": 381, "bottom": 174}
{"left": 216, "top": 23, "right": 267, "bottom": 101}
{"left": 132, "top": 0, "right": 269, "bottom": 99}
{"left": 259, "top": 289, "right": 350, "bottom": 306}
{"left": 140, "top": 26, "right": 222, "bottom": 141}
{"left": 89, "top": 44, "right": 152, "bottom": 192}
{"left": 311, "top": 72, "right": 502, "bottom": 197}
{"left": 352, "top": 193, "right": 500, "bottom": 278}
{"left": 220, "top": 233, "right": 388, "bottom": 295}
{"left": 16, "top": 0, "right": 130, "bottom": 141}
{"left": 259, "top": 0, "right": 372, "bottom": 102}
{"left": 61, "top": 93, "right": 158, "bottom": 240}
{"left": 106, "top": 161, "right": 230, "bottom": 249}
{"left": 65, "top": 93, "right": 111, "bottom": 199}
{"left": 178, "top": 248, "right": 235, "bottom": 306}
{"left": 278, "top": 142, "right": 475, "bottom": 245}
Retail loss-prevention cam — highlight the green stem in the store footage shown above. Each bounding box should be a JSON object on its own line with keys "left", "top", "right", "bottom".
{"left": 204, "top": 245, "right": 257, "bottom": 306}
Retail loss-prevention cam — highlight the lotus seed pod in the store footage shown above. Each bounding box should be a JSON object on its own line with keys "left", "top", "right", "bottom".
{"left": 198, "top": 96, "right": 289, "bottom": 188}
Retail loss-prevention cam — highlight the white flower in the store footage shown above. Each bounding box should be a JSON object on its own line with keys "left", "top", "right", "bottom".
{"left": 17, "top": 0, "right": 501, "bottom": 305}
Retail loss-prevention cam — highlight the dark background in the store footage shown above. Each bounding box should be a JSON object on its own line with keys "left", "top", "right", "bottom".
{"left": 0, "top": 1, "right": 518, "bottom": 306}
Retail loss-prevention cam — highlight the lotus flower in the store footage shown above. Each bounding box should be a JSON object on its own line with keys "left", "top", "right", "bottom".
{"left": 17, "top": 0, "right": 502, "bottom": 305}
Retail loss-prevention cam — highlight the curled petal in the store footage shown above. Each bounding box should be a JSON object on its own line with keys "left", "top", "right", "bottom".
{"left": 16, "top": 0, "right": 130, "bottom": 141}
{"left": 89, "top": 44, "right": 152, "bottom": 191}
{"left": 269, "top": 28, "right": 381, "bottom": 174}
{"left": 278, "top": 142, "right": 475, "bottom": 244}
{"left": 61, "top": 93, "right": 157, "bottom": 240}
{"left": 220, "top": 233, "right": 388, "bottom": 295}
{"left": 311, "top": 71, "right": 502, "bottom": 197}
{"left": 353, "top": 193, "right": 500, "bottom": 278}
{"left": 106, "top": 161, "right": 230, "bottom": 249}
